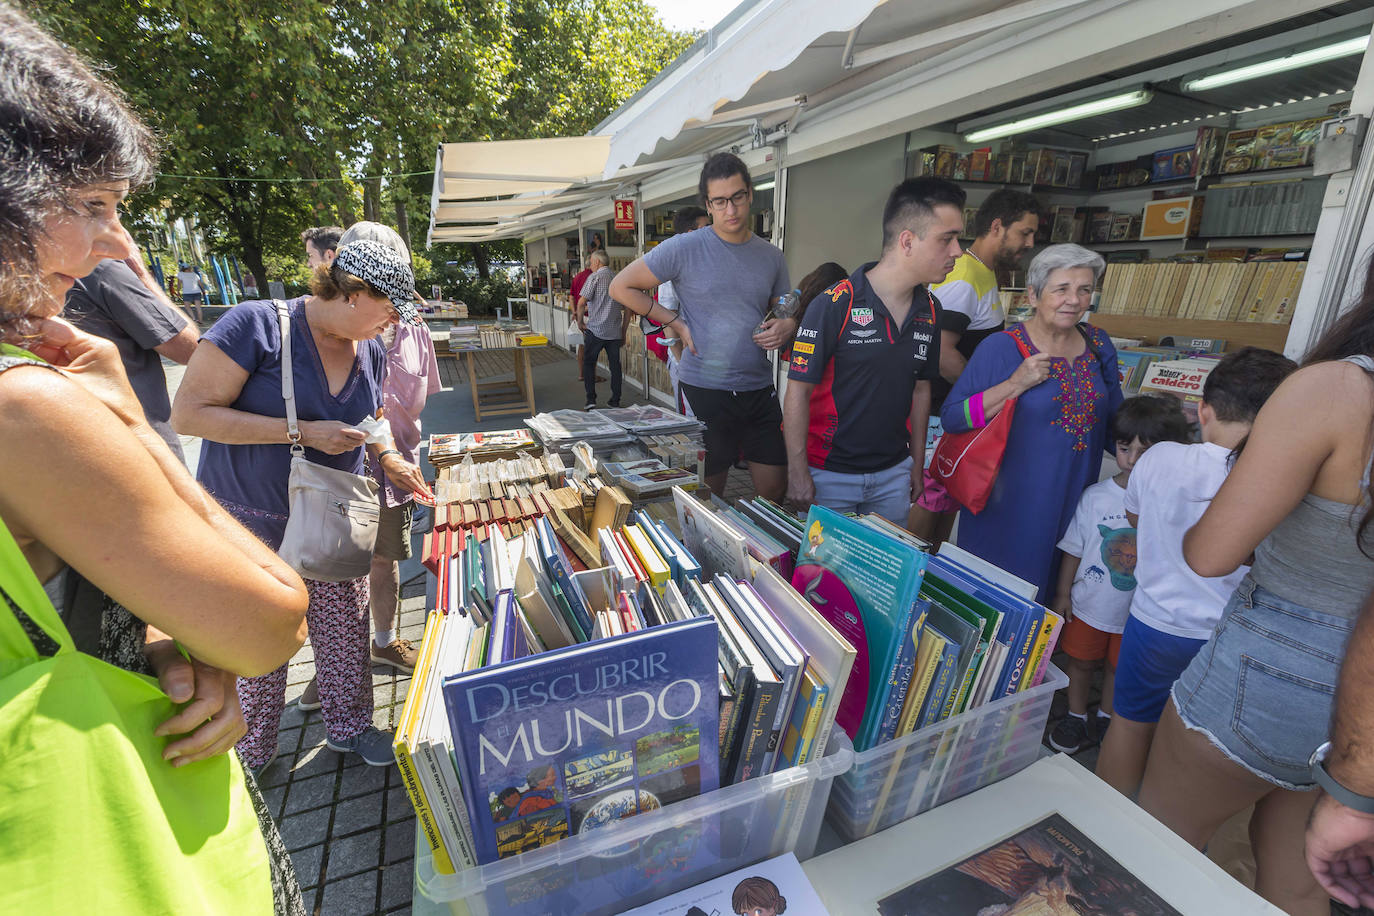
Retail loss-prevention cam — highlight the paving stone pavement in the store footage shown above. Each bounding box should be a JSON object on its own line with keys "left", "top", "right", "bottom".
{"left": 252, "top": 593, "right": 424, "bottom": 916}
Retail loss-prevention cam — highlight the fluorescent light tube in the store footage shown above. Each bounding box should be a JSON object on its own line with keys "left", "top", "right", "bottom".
{"left": 1184, "top": 35, "right": 1369, "bottom": 92}
{"left": 962, "top": 90, "right": 1153, "bottom": 143}
{"left": 753, "top": 180, "right": 776, "bottom": 191}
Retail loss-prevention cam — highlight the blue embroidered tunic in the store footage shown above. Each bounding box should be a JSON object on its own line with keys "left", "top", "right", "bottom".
{"left": 940, "top": 324, "right": 1123, "bottom": 601}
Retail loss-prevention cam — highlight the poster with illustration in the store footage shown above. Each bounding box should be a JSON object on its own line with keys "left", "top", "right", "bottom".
{"left": 876, "top": 813, "right": 1182, "bottom": 916}
{"left": 615, "top": 852, "right": 830, "bottom": 916}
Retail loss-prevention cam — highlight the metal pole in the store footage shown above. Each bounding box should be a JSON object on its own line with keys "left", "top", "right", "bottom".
{"left": 522, "top": 241, "right": 531, "bottom": 300}
{"left": 222, "top": 256, "right": 239, "bottom": 305}
{"left": 543, "top": 233, "right": 552, "bottom": 326}
{"left": 635, "top": 185, "right": 645, "bottom": 256}
{"left": 770, "top": 150, "right": 789, "bottom": 390}
{"left": 576, "top": 211, "right": 585, "bottom": 267}
{"left": 210, "top": 256, "right": 229, "bottom": 306}
{"left": 636, "top": 185, "right": 649, "bottom": 405}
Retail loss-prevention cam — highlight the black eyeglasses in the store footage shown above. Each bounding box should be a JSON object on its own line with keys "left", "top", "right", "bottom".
{"left": 705, "top": 189, "right": 750, "bottom": 212}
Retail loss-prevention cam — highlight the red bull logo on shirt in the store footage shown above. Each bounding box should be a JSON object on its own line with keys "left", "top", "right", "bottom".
{"left": 791, "top": 355, "right": 809, "bottom": 370}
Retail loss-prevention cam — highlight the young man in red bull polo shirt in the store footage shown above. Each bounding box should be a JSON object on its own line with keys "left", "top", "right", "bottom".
{"left": 782, "top": 178, "right": 966, "bottom": 523}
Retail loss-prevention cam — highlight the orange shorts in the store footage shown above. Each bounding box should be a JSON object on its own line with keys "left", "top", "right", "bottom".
{"left": 1059, "top": 616, "right": 1123, "bottom": 667}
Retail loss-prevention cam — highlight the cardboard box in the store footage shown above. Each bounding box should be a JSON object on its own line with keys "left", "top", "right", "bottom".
{"left": 1140, "top": 196, "right": 1201, "bottom": 240}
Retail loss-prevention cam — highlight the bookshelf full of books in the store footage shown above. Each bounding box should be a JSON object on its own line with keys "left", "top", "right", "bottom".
{"left": 909, "top": 108, "right": 1344, "bottom": 352}
{"left": 403, "top": 442, "right": 1069, "bottom": 914}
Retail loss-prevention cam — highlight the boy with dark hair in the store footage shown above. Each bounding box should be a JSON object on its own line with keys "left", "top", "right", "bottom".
{"left": 302, "top": 225, "right": 344, "bottom": 268}
{"left": 1048, "top": 395, "right": 1191, "bottom": 754}
{"left": 911, "top": 188, "right": 1040, "bottom": 545}
{"left": 1096, "top": 347, "right": 1298, "bottom": 795}
{"left": 611, "top": 152, "right": 793, "bottom": 500}
{"left": 783, "top": 178, "right": 964, "bottom": 522}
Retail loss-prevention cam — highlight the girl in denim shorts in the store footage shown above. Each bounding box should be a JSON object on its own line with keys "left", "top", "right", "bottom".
{"left": 1135, "top": 273, "right": 1374, "bottom": 916}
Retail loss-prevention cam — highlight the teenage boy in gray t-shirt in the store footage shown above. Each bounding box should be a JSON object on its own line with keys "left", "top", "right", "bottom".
{"left": 611, "top": 153, "right": 793, "bottom": 500}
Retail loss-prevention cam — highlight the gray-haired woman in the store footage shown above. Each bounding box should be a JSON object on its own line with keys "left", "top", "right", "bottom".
{"left": 939, "top": 243, "right": 1123, "bottom": 600}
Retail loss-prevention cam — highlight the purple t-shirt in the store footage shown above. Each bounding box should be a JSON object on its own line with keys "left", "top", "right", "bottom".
{"left": 196, "top": 297, "right": 386, "bottom": 548}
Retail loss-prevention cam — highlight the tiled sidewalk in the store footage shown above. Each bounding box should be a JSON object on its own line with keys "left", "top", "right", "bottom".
{"left": 253, "top": 597, "right": 428, "bottom": 916}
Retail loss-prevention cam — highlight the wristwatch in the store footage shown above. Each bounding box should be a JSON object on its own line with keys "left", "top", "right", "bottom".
{"left": 1311, "top": 741, "right": 1374, "bottom": 813}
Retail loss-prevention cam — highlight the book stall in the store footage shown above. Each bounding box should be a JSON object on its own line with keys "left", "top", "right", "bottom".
{"left": 414, "top": 4, "right": 1374, "bottom": 912}
{"left": 403, "top": 414, "right": 1095, "bottom": 914}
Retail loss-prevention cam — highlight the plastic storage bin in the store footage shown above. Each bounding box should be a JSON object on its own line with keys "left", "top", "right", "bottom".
{"left": 413, "top": 733, "right": 854, "bottom": 916}
{"left": 826, "top": 662, "right": 1067, "bottom": 842}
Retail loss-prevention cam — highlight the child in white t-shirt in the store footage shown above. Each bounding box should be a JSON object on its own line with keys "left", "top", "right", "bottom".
{"left": 1048, "top": 395, "right": 1190, "bottom": 754}
{"left": 1095, "top": 347, "right": 1297, "bottom": 797}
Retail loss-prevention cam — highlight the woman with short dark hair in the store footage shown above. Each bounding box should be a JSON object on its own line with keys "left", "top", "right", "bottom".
{"left": 0, "top": 3, "right": 308, "bottom": 910}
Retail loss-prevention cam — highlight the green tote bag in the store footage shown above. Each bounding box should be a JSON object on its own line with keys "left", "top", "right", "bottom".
{"left": 0, "top": 519, "right": 273, "bottom": 913}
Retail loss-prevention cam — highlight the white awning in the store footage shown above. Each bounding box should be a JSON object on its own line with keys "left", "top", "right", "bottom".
{"left": 434, "top": 137, "right": 612, "bottom": 196}
{"left": 428, "top": 0, "right": 1342, "bottom": 248}
{"left": 596, "top": 0, "right": 891, "bottom": 176}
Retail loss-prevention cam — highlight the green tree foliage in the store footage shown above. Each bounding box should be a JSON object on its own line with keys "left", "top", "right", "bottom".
{"left": 31, "top": 0, "right": 694, "bottom": 283}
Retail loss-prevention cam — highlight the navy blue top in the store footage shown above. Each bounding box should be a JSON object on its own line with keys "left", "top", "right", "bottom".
{"left": 196, "top": 298, "right": 385, "bottom": 548}
{"left": 940, "top": 323, "right": 1122, "bottom": 601}
{"left": 787, "top": 263, "right": 942, "bottom": 474}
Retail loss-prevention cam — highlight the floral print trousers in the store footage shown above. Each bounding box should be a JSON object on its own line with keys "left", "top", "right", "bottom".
{"left": 236, "top": 577, "right": 373, "bottom": 767}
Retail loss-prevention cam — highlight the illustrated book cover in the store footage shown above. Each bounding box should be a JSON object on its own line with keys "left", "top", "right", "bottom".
{"left": 791, "top": 504, "right": 928, "bottom": 751}
{"left": 443, "top": 616, "right": 721, "bottom": 864}
{"left": 875, "top": 813, "right": 1182, "bottom": 916}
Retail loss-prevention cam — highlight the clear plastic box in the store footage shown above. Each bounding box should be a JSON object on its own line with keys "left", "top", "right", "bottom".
{"left": 826, "top": 662, "right": 1067, "bottom": 842}
{"left": 412, "top": 732, "right": 854, "bottom": 916}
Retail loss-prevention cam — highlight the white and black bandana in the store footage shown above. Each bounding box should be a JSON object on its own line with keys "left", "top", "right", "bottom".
{"left": 332, "top": 239, "right": 421, "bottom": 324}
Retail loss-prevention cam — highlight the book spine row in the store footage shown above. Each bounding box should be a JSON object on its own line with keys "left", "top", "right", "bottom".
{"left": 1098, "top": 260, "right": 1306, "bottom": 323}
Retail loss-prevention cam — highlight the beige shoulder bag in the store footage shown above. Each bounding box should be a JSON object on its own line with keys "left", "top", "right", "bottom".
{"left": 275, "top": 300, "right": 380, "bottom": 581}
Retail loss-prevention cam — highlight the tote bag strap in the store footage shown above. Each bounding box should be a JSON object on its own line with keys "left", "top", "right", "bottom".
{"left": 0, "top": 521, "right": 73, "bottom": 665}
{"left": 1003, "top": 325, "right": 1034, "bottom": 360}
{"left": 276, "top": 299, "right": 305, "bottom": 458}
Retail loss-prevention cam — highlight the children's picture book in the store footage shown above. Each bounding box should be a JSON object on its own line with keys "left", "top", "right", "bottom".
{"left": 875, "top": 813, "right": 1182, "bottom": 916}
{"left": 791, "top": 505, "right": 929, "bottom": 751}
{"left": 443, "top": 616, "right": 721, "bottom": 864}
{"left": 616, "top": 851, "right": 831, "bottom": 916}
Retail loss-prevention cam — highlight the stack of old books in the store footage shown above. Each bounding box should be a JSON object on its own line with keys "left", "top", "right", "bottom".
{"left": 427, "top": 430, "right": 539, "bottom": 469}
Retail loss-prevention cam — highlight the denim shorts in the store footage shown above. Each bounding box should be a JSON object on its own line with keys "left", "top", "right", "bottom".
{"left": 1172, "top": 575, "right": 1355, "bottom": 790}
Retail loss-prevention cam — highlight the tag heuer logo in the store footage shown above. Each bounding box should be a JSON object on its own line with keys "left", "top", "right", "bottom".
{"left": 851, "top": 307, "right": 874, "bottom": 327}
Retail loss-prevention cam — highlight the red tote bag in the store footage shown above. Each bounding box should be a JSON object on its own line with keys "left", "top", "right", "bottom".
{"left": 930, "top": 331, "right": 1032, "bottom": 514}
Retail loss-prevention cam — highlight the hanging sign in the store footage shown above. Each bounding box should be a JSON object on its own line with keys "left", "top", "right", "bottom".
{"left": 614, "top": 198, "right": 636, "bottom": 230}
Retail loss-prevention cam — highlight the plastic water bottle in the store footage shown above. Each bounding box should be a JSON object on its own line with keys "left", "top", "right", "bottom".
{"left": 756, "top": 288, "right": 802, "bottom": 335}
{"left": 773, "top": 288, "right": 802, "bottom": 319}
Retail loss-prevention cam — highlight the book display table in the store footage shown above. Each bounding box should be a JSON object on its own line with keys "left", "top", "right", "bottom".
{"left": 805, "top": 754, "right": 1280, "bottom": 914}
{"left": 452, "top": 343, "right": 546, "bottom": 421}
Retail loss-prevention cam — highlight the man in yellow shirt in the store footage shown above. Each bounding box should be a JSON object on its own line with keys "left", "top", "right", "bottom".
{"left": 911, "top": 189, "right": 1039, "bottom": 544}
